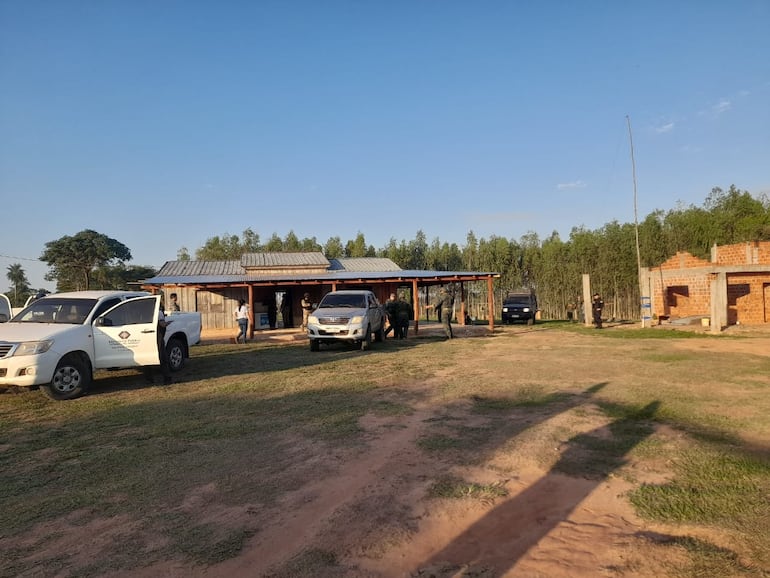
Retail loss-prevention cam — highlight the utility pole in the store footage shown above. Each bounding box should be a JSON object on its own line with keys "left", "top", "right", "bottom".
{"left": 626, "top": 115, "right": 646, "bottom": 327}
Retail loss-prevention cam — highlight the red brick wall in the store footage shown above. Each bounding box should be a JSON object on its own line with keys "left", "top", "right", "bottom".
{"left": 648, "top": 244, "right": 770, "bottom": 325}
{"left": 714, "top": 241, "right": 770, "bottom": 265}
{"left": 658, "top": 252, "right": 711, "bottom": 270}
{"left": 649, "top": 271, "right": 711, "bottom": 318}
{"left": 728, "top": 274, "right": 770, "bottom": 324}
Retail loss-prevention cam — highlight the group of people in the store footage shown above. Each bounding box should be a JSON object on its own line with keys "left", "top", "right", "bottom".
{"left": 564, "top": 294, "right": 604, "bottom": 328}
{"left": 232, "top": 291, "right": 310, "bottom": 343}
{"left": 384, "top": 293, "right": 412, "bottom": 339}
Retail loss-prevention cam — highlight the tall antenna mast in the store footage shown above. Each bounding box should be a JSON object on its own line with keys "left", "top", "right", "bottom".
{"left": 626, "top": 115, "right": 645, "bottom": 327}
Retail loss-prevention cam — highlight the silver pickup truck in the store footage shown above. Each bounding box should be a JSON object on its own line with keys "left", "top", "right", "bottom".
{"left": 306, "top": 290, "right": 385, "bottom": 351}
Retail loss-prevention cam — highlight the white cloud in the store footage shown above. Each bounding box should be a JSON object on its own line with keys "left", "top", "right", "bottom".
{"left": 655, "top": 122, "right": 675, "bottom": 133}
{"left": 557, "top": 180, "right": 587, "bottom": 190}
{"left": 712, "top": 99, "right": 731, "bottom": 114}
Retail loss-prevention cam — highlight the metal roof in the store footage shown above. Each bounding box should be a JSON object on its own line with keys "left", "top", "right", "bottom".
{"left": 329, "top": 257, "right": 403, "bottom": 272}
{"left": 145, "top": 254, "right": 497, "bottom": 287}
{"left": 240, "top": 252, "right": 329, "bottom": 268}
{"left": 143, "top": 269, "right": 498, "bottom": 286}
{"left": 156, "top": 261, "right": 245, "bottom": 276}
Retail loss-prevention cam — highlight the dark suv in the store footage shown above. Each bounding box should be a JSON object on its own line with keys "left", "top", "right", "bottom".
{"left": 501, "top": 292, "right": 538, "bottom": 325}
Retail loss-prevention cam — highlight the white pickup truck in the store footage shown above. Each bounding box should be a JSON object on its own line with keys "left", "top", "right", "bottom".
{"left": 0, "top": 291, "right": 201, "bottom": 400}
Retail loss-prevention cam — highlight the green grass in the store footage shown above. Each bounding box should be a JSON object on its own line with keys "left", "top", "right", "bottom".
{"left": 427, "top": 476, "right": 509, "bottom": 503}
{"left": 1, "top": 328, "right": 769, "bottom": 577}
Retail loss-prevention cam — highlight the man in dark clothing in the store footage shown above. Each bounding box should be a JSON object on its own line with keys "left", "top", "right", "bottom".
{"left": 592, "top": 293, "right": 604, "bottom": 329}
{"left": 395, "top": 295, "right": 412, "bottom": 339}
{"left": 384, "top": 293, "right": 399, "bottom": 338}
{"left": 281, "top": 292, "right": 293, "bottom": 328}
{"left": 428, "top": 288, "right": 454, "bottom": 339}
{"left": 144, "top": 297, "right": 173, "bottom": 385}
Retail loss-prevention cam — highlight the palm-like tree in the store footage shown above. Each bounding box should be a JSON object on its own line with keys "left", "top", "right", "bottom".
{"left": 6, "top": 263, "right": 30, "bottom": 306}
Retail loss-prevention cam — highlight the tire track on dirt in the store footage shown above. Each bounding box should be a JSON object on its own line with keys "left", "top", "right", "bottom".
{"left": 199, "top": 406, "right": 435, "bottom": 576}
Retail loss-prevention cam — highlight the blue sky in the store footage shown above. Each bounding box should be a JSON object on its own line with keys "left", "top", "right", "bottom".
{"left": 2, "top": 1, "right": 768, "bottom": 291}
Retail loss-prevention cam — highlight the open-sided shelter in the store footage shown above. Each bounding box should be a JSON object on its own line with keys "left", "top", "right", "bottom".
{"left": 141, "top": 252, "right": 500, "bottom": 336}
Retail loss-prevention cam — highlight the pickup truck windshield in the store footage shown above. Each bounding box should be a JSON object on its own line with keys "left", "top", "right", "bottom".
{"left": 318, "top": 294, "right": 367, "bottom": 308}
{"left": 11, "top": 298, "right": 97, "bottom": 325}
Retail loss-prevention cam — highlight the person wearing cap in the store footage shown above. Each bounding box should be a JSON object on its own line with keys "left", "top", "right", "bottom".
{"left": 300, "top": 292, "right": 314, "bottom": 331}
{"left": 427, "top": 287, "right": 454, "bottom": 339}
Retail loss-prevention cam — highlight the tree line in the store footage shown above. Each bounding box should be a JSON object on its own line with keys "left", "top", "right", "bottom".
{"left": 7, "top": 186, "right": 769, "bottom": 318}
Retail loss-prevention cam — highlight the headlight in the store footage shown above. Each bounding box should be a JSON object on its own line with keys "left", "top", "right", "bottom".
{"left": 308, "top": 315, "right": 318, "bottom": 324}
{"left": 502, "top": 307, "right": 509, "bottom": 312}
{"left": 350, "top": 315, "right": 365, "bottom": 324}
{"left": 522, "top": 307, "right": 530, "bottom": 313}
{"left": 13, "top": 340, "right": 54, "bottom": 356}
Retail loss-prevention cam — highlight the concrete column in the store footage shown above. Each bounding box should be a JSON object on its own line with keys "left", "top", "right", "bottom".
{"left": 710, "top": 272, "right": 727, "bottom": 333}
{"left": 582, "top": 274, "right": 592, "bottom": 327}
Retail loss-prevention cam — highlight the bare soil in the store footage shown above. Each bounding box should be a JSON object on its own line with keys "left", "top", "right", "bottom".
{"left": 6, "top": 323, "right": 769, "bottom": 577}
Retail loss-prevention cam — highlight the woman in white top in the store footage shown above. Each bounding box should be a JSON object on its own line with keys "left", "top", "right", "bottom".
{"left": 234, "top": 299, "right": 249, "bottom": 343}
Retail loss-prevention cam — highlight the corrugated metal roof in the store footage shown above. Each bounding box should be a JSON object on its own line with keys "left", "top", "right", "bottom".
{"left": 143, "top": 269, "right": 499, "bottom": 286}
{"left": 241, "top": 252, "right": 329, "bottom": 268}
{"left": 147, "top": 254, "right": 496, "bottom": 286}
{"left": 329, "top": 257, "right": 402, "bottom": 272}
{"left": 157, "top": 261, "right": 245, "bottom": 276}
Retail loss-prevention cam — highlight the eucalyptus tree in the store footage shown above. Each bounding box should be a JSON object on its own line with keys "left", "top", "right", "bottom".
{"left": 196, "top": 232, "right": 249, "bottom": 260}
{"left": 323, "top": 236, "right": 345, "bottom": 259}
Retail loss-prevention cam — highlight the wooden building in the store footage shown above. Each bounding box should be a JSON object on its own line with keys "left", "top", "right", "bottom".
{"left": 141, "top": 252, "right": 500, "bottom": 336}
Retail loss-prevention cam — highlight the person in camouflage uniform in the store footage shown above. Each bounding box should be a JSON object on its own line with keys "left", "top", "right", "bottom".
{"left": 428, "top": 287, "right": 454, "bottom": 339}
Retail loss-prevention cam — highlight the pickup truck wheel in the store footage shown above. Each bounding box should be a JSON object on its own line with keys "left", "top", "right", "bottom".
{"left": 527, "top": 318, "right": 534, "bottom": 326}
{"left": 310, "top": 339, "right": 319, "bottom": 352}
{"left": 42, "top": 355, "right": 91, "bottom": 400}
{"left": 166, "top": 338, "right": 185, "bottom": 371}
{"left": 360, "top": 326, "right": 371, "bottom": 351}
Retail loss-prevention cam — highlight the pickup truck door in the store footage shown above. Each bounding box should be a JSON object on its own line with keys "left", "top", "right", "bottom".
{"left": 92, "top": 296, "right": 161, "bottom": 369}
{"left": 0, "top": 294, "right": 11, "bottom": 322}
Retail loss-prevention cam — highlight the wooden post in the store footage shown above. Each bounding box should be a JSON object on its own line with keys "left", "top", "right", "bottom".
{"left": 248, "top": 284, "right": 254, "bottom": 339}
{"left": 487, "top": 275, "right": 495, "bottom": 332}
{"left": 412, "top": 279, "right": 419, "bottom": 333}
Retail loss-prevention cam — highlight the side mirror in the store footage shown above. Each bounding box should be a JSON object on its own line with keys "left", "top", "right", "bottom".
{"left": 94, "top": 317, "right": 113, "bottom": 327}
{"left": 0, "top": 313, "right": 8, "bottom": 323}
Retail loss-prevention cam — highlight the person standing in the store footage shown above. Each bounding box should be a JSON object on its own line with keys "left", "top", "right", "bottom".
{"left": 428, "top": 287, "right": 454, "bottom": 339}
{"left": 265, "top": 297, "right": 277, "bottom": 330}
{"left": 592, "top": 293, "right": 604, "bottom": 329}
{"left": 395, "top": 294, "right": 411, "bottom": 339}
{"left": 234, "top": 299, "right": 249, "bottom": 343}
{"left": 144, "top": 297, "right": 173, "bottom": 385}
{"left": 168, "top": 292, "right": 181, "bottom": 312}
{"left": 384, "top": 293, "right": 399, "bottom": 338}
{"left": 566, "top": 300, "right": 575, "bottom": 322}
{"left": 280, "top": 292, "right": 293, "bottom": 328}
{"left": 300, "top": 292, "right": 313, "bottom": 331}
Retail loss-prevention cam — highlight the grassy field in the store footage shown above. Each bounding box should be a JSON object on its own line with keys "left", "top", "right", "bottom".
{"left": 1, "top": 323, "right": 768, "bottom": 577}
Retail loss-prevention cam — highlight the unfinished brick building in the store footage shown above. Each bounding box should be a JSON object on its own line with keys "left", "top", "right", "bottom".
{"left": 641, "top": 241, "right": 770, "bottom": 332}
